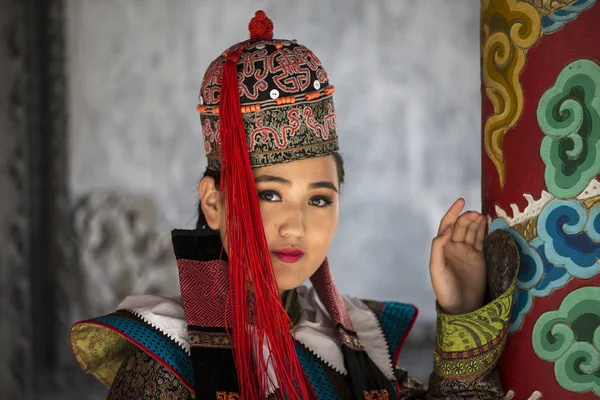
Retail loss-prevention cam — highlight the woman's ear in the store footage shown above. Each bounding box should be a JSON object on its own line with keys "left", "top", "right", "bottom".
{"left": 198, "top": 176, "right": 222, "bottom": 231}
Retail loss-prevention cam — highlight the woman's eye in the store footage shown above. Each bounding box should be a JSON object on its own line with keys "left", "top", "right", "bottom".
{"left": 258, "top": 190, "right": 281, "bottom": 202}
{"left": 309, "top": 196, "right": 333, "bottom": 207}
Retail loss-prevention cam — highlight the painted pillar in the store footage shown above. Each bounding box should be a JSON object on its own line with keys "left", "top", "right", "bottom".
{"left": 481, "top": 0, "right": 600, "bottom": 398}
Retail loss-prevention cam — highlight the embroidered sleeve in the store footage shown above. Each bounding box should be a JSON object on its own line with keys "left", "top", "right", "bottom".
{"left": 425, "top": 230, "right": 519, "bottom": 400}
{"left": 107, "top": 346, "right": 193, "bottom": 400}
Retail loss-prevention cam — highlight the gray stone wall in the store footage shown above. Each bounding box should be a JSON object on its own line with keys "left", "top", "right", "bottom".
{"left": 0, "top": 1, "right": 33, "bottom": 398}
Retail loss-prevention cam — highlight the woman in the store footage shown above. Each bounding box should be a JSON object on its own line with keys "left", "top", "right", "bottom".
{"left": 70, "top": 11, "right": 518, "bottom": 399}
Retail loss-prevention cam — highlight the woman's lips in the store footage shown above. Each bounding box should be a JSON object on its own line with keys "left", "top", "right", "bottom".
{"left": 272, "top": 248, "right": 305, "bottom": 263}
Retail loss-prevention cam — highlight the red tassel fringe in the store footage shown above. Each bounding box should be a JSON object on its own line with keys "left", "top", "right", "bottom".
{"left": 219, "top": 51, "right": 316, "bottom": 399}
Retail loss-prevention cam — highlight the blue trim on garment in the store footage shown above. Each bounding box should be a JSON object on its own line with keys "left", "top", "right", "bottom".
{"left": 90, "top": 314, "right": 195, "bottom": 389}
{"left": 376, "top": 302, "right": 417, "bottom": 360}
{"left": 87, "top": 304, "right": 415, "bottom": 396}
{"left": 295, "top": 343, "right": 341, "bottom": 400}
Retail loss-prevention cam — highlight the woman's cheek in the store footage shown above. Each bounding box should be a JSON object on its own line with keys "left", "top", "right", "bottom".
{"left": 309, "top": 209, "right": 338, "bottom": 246}
{"left": 259, "top": 203, "right": 278, "bottom": 233}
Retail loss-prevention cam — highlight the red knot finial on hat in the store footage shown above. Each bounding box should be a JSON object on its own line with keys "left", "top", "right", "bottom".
{"left": 249, "top": 10, "right": 273, "bottom": 40}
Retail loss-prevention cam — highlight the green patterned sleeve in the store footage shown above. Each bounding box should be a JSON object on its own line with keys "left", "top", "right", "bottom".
{"left": 425, "top": 230, "right": 519, "bottom": 400}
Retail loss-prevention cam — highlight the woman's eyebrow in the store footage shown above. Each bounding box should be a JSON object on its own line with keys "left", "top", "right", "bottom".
{"left": 311, "top": 181, "right": 338, "bottom": 193}
{"left": 255, "top": 175, "right": 338, "bottom": 193}
{"left": 255, "top": 175, "right": 291, "bottom": 185}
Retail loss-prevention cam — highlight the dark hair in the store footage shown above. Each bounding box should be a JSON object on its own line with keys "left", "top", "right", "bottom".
{"left": 196, "top": 152, "right": 345, "bottom": 230}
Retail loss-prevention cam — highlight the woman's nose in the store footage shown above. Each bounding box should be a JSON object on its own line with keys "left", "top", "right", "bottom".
{"left": 278, "top": 205, "right": 306, "bottom": 239}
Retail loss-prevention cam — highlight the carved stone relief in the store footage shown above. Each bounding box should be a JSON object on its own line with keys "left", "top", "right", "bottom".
{"left": 72, "top": 191, "right": 179, "bottom": 320}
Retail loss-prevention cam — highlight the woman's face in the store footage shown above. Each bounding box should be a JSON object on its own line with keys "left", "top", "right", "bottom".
{"left": 200, "top": 155, "right": 340, "bottom": 290}
{"left": 253, "top": 155, "right": 340, "bottom": 290}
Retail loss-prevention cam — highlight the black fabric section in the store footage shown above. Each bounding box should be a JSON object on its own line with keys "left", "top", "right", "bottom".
{"left": 338, "top": 323, "right": 399, "bottom": 398}
{"left": 323, "top": 366, "right": 354, "bottom": 399}
{"left": 484, "top": 230, "right": 519, "bottom": 302}
{"left": 187, "top": 325, "right": 239, "bottom": 396}
{"left": 190, "top": 347, "right": 240, "bottom": 396}
{"left": 187, "top": 325, "right": 232, "bottom": 334}
{"left": 341, "top": 341, "right": 397, "bottom": 399}
{"left": 171, "top": 228, "right": 227, "bottom": 262}
{"left": 282, "top": 289, "right": 301, "bottom": 325}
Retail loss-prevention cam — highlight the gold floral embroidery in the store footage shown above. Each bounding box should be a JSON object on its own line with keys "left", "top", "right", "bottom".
{"left": 70, "top": 322, "right": 132, "bottom": 388}
{"left": 203, "top": 96, "right": 338, "bottom": 170}
{"left": 434, "top": 335, "right": 506, "bottom": 379}
{"left": 363, "top": 389, "right": 390, "bottom": 400}
{"left": 339, "top": 329, "right": 365, "bottom": 351}
{"left": 189, "top": 330, "right": 232, "bottom": 349}
{"left": 216, "top": 392, "right": 241, "bottom": 400}
{"left": 108, "top": 347, "right": 192, "bottom": 399}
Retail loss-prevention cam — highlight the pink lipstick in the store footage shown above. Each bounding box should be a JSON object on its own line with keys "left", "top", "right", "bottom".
{"left": 272, "top": 247, "right": 305, "bottom": 263}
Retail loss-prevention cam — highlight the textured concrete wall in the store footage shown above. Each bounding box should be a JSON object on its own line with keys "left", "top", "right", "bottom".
{"left": 67, "top": 0, "right": 481, "bottom": 328}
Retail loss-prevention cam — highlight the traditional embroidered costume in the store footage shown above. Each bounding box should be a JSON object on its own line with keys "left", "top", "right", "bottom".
{"left": 70, "top": 11, "right": 520, "bottom": 399}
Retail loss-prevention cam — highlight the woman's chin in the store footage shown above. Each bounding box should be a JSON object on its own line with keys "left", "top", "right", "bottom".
{"left": 275, "top": 274, "right": 305, "bottom": 291}
{"left": 272, "top": 258, "right": 321, "bottom": 291}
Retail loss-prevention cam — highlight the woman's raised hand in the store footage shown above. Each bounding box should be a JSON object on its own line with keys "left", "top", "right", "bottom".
{"left": 429, "top": 198, "right": 487, "bottom": 315}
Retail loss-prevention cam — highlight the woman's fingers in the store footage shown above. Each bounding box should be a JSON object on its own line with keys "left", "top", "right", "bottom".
{"left": 437, "top": 198, "right": 465, "bottom": 235}
{"left": 474, "top": 217, "right": 487, "bottom": 252}
{"left": 451, "top": 211, "right": 480, "bottom": 243}
{"left": 430, "top": 227, "right": 453, "bottom": 271}
{"left": 464, "top": 215, "right": 484, "bottom": 245}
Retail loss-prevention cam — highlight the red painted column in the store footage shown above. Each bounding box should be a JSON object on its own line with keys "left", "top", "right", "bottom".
{"left": 481, "top": 1, "right": 600, "bottom": 398}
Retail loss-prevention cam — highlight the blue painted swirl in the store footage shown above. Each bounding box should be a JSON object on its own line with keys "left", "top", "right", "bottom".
{"left": 542, "top": 0, "right": 597, "bottom": 34}
{"left": 537, "top": 200, "right": 600, "bottom": 279}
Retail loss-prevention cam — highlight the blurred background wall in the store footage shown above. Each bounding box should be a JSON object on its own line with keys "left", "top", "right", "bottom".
{"left": 1, "top": 0, "right": 481, "bottom": 398}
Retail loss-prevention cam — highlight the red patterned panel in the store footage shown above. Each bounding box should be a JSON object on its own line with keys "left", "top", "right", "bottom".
{"left": 177, "top": 259, "right": 231, "bottom": 327}
{"left": 310, "top": 259, "right": 355, "bottom": 330}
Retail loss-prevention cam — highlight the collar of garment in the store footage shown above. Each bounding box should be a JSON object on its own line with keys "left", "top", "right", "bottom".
{"left": 116, "top": 285, "right": 395, "bottom": 380}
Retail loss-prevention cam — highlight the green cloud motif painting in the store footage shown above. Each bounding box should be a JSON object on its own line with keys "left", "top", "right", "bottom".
{"left": 532, "top": 286, "right": 600, "bottom": 395}
{"left": 538, "top": 59, "right": 600, "bottom": 199}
